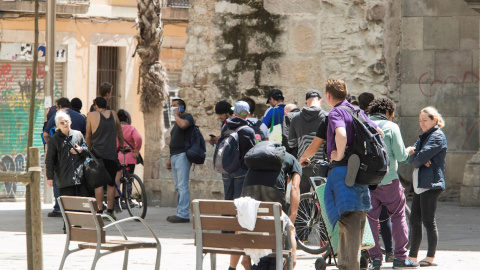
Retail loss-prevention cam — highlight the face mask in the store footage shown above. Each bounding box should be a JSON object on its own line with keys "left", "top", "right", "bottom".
{"left": 170, "top": 106, "right": 178, "bottom": 115}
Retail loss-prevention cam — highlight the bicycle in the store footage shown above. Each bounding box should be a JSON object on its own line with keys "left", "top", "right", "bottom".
{"left": 294, "top": 175, "right": 329, "bottom": 255}
{"left": 113, "top": 148, "right": 148, "bottom": 219}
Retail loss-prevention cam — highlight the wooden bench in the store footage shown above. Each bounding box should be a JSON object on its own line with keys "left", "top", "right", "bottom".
{"left": 191, "top": 199, "right": 293, "bottom": 270}
{"left": 57, "top": 196, "right": 161, "bottom": 270}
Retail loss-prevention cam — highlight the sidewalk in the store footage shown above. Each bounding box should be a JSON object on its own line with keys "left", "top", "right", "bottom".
{"left": 0, "top": 201, "right": 479, "bottom": 269}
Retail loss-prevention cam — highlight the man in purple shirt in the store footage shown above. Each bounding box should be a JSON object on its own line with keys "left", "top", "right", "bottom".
{"left": 323, "top": 78, "right": 383, "bottom": 270}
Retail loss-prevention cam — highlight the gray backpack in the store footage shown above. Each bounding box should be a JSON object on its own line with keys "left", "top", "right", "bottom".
{"left": 213, "top": 126, "right": 249, "bottom": 174}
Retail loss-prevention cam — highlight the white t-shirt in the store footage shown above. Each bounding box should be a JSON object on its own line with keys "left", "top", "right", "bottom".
{"left": 412, "top": 168, "right": 429, "bottom": 194}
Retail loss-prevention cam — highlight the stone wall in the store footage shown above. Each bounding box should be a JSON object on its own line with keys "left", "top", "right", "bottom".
{"left": 397, "top": 0, "right": 479, "bottom": 202}
{"left": 150, "top": 0, "right": 480, "bottom": 206}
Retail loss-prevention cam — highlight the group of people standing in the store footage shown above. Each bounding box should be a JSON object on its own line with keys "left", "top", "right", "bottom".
{"left": 44, "top": 82, "right": 143, "bottom": 222}
{"left": 165, "top": 78, "right": 447, "bottom": 270}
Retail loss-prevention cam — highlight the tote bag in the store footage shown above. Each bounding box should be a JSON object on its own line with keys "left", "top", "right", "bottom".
{"left": 268, "top": 108, "right": 283, "bottom": 143}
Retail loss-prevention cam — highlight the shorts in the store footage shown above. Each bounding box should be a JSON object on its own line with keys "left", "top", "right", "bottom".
{"left": 99, "top": 158, "right": 118, "bottom": 186}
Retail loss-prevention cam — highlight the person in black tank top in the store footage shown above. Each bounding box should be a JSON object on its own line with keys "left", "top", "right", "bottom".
{"left": 86, "top": 97, "right": 124, "bottom": 220}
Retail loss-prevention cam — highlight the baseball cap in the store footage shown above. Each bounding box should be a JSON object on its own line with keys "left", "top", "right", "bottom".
{"left": 266, "top": 89, "right": 284, "bottom": 104}
{"left": 215, "top": 100, "right": 234, "bottom": 115}
{"left": 234, "top": 101, "right": 250, "bottom": 115}
{"left": 306, "top": 89, "right": 322, "bottom": 100}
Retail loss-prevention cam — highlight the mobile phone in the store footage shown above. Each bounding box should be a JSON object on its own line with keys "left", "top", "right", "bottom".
{"left": 179, "top": 106, "right": 184, "bottom": 113}
{"left": 209, "top": 134, "right": 216, "bottom": 138}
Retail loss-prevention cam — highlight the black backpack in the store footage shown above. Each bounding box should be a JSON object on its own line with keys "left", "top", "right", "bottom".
{"left": 185, "top": 125, "right": 206, "bottom": 165}
{"left": 246, "top": 119, "right": 265, "bottom": 142}
{"left": 340, "top": 106, "right": 389, "bottom": 186}
{"left": 244, "top": 141, "right": 285, "bottom": 171}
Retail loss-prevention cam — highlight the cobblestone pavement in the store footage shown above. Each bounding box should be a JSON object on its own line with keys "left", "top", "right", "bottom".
{"left": 0, "top": 201, "right": 478, "bottom": 269}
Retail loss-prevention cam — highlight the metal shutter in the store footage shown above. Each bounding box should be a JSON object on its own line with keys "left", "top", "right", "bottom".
{"left": 0, "top": 60, "right": 64, "bottom": 198}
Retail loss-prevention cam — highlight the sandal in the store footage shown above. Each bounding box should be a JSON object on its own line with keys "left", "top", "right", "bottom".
{"left": 419, "top": 260, "right": 437, "bottom": 267}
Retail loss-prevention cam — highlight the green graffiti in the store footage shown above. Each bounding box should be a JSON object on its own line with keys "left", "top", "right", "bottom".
{"left": 0, "top": 101, "right": 42, "bottom": 155}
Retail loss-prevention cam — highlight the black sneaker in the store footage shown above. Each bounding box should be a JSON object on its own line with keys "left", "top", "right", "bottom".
{"left": 370, "top": 258, "right": 382, "bottom": 270}
{"left": 166, "top": 215, "right": 190, "bottom": 223}
{"left": 47, "top": 210, "right": 62, "bottom": 217}
{"left": 392, "top": 258, "right": 419, "bottom": 269}
{"left": 385, "top": 252, "right": 394, "bottom": 263}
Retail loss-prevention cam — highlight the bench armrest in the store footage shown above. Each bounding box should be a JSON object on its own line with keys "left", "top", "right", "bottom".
{"left": 103, "top": 216, "right": 160, "bottom": 245}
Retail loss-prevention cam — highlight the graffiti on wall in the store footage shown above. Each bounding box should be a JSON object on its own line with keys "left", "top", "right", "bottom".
{"left": 0, "top": 154, "right": 25, "bottom": 198}
{"left": 417, "top": 71, "right": 480, "bottom": 151}
{"left": 418, "top": 71, "right": 479, "bottom": 98}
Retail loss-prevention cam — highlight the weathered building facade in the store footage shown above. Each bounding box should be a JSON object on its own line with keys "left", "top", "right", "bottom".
{"left": 151, "top": 0, "right": 480, "bottom": 205}
{"left": 0, "top": 0, "right": 189, "bottom": 199}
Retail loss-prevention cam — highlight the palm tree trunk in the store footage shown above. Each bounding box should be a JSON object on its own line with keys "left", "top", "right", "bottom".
{"left": 136, "top": 0, "right": 168, "bottom": 187}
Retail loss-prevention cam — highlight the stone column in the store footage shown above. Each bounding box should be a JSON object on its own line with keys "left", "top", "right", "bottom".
{"left": 462, "top": 0, "right": 480, "bottom": 206}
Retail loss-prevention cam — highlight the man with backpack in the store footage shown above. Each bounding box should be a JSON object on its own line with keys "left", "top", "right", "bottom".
{"left": 288, "top": 89, "right": 327, "bottom": 194}
{"left": 240, "top": 96, "right": 269, "bottom": 142}
{"left": 322, "top": 79, "right": 383, "bottom": 270}
{"left": 215, "top": 100, "right": 256, "bottom": 201}
{"left": 214, "top": 100, "right": 256, "bottom": 270}
{"left": 241, "top": 141, "right": 302, "bottom": 269}
{"left": 166, "top": 98, "right": 194, "bottom": 223}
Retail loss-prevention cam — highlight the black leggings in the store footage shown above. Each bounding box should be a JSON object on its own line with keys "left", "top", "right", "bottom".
{"left": 408, "top": 189, "right": 442, "bottom": 258}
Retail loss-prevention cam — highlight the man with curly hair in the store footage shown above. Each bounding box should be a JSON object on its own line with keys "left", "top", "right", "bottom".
{"left": 367, "top": 97, "right": 419, "bottom": 269}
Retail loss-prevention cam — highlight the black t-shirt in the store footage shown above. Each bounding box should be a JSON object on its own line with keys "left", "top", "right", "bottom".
{"left": 315, "top": 115, "right": 328, "bottom": 139}
{"left": 243, "top": 152, "right": 302, "bottom": 191}
{"left": 169, "top": 113, "right": 195, "bottom": 156}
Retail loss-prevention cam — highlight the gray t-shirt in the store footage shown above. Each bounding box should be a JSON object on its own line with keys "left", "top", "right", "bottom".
{"left": 169, "top": 113, "right": 194, "bottom": 156}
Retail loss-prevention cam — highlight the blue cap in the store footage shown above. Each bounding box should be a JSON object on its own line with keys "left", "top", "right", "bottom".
{"left": 234, "top": 101, "right": 250, "bottom": 115}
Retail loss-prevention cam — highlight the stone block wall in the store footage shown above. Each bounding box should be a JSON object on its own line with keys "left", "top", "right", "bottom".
{"left": 398, "top": 0, "right": 480, "bottom": 201}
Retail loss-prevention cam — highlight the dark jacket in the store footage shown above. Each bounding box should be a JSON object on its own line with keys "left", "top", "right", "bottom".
{"left": 220, "top": 117, "right": 256, "bottom": 171}
{"left": 288, "top": 106, "right": 327, "bottom": 161}
{"left": 283, "top": 108, "right": 300, "bottom": 157}
{"left": 408, "top": 126, "right": 447, "bottom": 191}
{"left": 46, "top": 129, "right": 88, "bottom": 188}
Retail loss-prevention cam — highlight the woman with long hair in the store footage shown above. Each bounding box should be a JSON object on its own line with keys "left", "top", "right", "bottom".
{"left": 407, "top": 106, "right": 447, "bottom": 267}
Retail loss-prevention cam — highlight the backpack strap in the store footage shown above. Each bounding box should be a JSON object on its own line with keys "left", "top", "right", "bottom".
{"left": 338, "top": 105, "right": 367, "bottom": 122}
{"left": 235, "top": 125, "right": 249, "bottom": 133}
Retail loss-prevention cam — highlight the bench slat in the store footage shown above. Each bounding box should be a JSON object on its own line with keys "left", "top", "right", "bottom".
{"left": 70, "top": 227, "right": 105, "bottom": 243}
{"left": 195, "top": 216, "right": 276, "bottom": 233}
{"left": 202, "top": 233, "right": 276, "bottom": 250}
{"left": 60, "top": 196, "right": 98, "bottom": 212}
{"left": 65, "top": 211, "right": 104, "bottom": 228}
{"left": 194, "top": 199, "right": 280, "bottom": 216}
{"left": 203, "top": 248, "right": 292, "bottom": 258}
{"left": 79, "top": 240, "right": 157, "bottom": 251}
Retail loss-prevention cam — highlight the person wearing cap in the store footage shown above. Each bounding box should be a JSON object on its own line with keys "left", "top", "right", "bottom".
{"left": 262, "top": 88, "right": 286, "bottom": 129}
{"left": 288, "top": 89, "right": 327, "bottom": 193}
{"left": 86, "top": 97, "right": 125, "bottom": 220}
{"left": 209, "top": 100, "right": 234, "bottom": 145}
{"left": 218, "top": 100, "right": 256, "bottom": 270}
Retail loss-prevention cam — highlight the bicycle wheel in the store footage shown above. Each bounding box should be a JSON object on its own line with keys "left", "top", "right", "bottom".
{"left": 123, "top": 174, "right": 147, "bottom": 219}
{"left": 295, "top": 192, "right": 330, "bottom": 254}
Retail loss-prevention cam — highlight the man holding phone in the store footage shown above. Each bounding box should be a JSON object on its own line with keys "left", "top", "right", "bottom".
{"left": 166, "top": 98, "right": 195, "bottom": 223}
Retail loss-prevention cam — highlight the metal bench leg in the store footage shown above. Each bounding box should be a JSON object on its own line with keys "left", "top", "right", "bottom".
{"left": 122, "top": 249, "right": 129, "bottom": 270}
{"left": 154, "top": 244, "right": 161, "bottom": 270}
{"left": 91, "top": 247, "right": 101, "bottom": 270}
{"left": 210, "top": 253, "right": 216, "bottom": 270}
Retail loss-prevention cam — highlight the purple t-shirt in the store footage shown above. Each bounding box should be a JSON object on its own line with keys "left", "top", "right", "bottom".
{"left": 326, "top": 100, "right": 377, "bottom": 160}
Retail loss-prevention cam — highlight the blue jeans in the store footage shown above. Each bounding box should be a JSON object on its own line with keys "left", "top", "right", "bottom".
{"left": 222, "top": 168, "right": 247, "bottom": 200}
{"left": 171, "top": 152, "right": 192, "bottom": 219}
{"left": 53, "top": 177, "right": 60, "bottom": 212}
